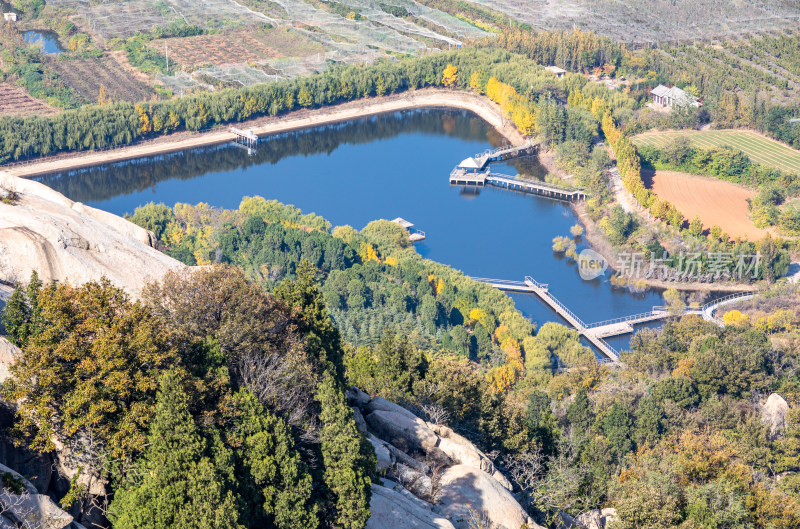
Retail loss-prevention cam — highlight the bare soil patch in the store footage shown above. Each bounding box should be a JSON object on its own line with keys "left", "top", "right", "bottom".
{"left": 152, "top": 28, "right": 324, "bottom": 67}
{"left": 49, "top": 55, "right": 155, "bottom": 104}
{"left": 643, "top": 169, "right": 767, "bottom": 241}
{"left": 0, "top": 83, "right": 59, "bottom": 117}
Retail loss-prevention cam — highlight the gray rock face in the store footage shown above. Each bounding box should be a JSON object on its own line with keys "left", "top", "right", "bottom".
{"left": 346, "top": 387, "right": 371, "bottom": 408}
{"left": 0, "top": 441, "right": 52, "bottom": 496}
{"left": 366, "top": 396, "right": 423, "bottom": 423}
{"left": 368, "top": 435, "right": 393, "bottom": 472}
{"left": 0, "top": 490, "right": 73, "bottom": 529}
{"left": 352, "top": 407, "right": 368, "bottom": 434}
{"left": 366, "top": 410, "right": 439, "bottom": 453}
{"left": 762, "top": 393, "right": 790, "bottom": 435}
{"left": 576, "top": 509, "right": 604, "bottom": 529}
{"left": 437, "top": 465, "right": 538, "bottom": 529}
{"left": 366, "top": 485, "right": 455, "bottom": 529}
{"left": 354, "top": 389, "right": 532, "bottom": 529}
{"left": 600, "top": 508, "right": 618, "bottom": 527}
{"left": 0, "top": 172, "right": 182, "bottom": 298}
{"left": 0, "top": 337, "right": 19, "bottom": 384}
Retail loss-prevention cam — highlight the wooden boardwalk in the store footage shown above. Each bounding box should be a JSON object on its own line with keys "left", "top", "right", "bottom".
{"left": 470, "top": 141, "right": 535, "bottom": 170}
{"left": 450, "top": 169, "right": 588, "bottom": 201}
{"left": 468, "top": 276, "right": 702, "bottom": 363}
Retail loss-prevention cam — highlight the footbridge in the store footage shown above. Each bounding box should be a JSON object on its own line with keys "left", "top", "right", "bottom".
{"left": 469, "top": 276, "right": 704, "bottom": 364}
{"left": 466, "top": 141, "right": 535, "bottom": 171}
{"left": 450, "top": 169, "right": 588, "bottom": 201}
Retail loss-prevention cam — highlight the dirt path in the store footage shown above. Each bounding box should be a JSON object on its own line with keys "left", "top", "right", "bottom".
{"left": 644, "top": 169, "right": 767, "bottom": 241}
{"left": 4, "top": 89, "right": 522, "bottom": 179}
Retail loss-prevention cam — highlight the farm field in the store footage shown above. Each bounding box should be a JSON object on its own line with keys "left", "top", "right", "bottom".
{"left": 465, "top": 0, "right": 800, "bottom": 42}
{"left": 643, "top": 169, "right": 767, "bottom": 241}
{"left": 632, "top": 129, "right": 800, "bottom": 175}
{"left": 0, "top": 83, "right": 59, "bottom": 117}
{"left": 151, "top": 29, "right": 325, "bottom": 67}
{"left": 48, "top": 55, "right": 155, "bottom": 104}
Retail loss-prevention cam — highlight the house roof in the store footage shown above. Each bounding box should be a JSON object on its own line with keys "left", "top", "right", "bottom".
{"left": 651, "top": 84, "right": 671, "bottom": 97}
{"left": 391, "top": 218, "right": 414, "bottom": 228}
{"left": 545, "top": 66, "right": 567, "bottom": 74}
{"left": 458, "top": 157, "right": 481, "bottom": 169}
{"left": 651, "top": 84, "right": 696, "bottom": 105}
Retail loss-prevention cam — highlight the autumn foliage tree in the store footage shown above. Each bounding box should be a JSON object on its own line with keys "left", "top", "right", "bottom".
{"left": 2, "top": 277, "right": 178, "bottom": 463}
{"left": 441, "top": 64, "right": 458, "bottom": 87}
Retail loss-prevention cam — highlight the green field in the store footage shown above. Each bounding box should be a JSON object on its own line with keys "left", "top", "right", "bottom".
{"left": 632, "top": 129, "right": 800, "bottom": 174}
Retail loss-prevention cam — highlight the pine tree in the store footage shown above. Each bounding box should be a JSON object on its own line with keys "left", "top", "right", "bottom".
{"left": 275, "top": 259, "right": 346, "bottom": 383}
{"left": 316, "top": 372, "right": 374, "bottom": 529}
{"left": 0, "top": 271, "right": 43, "bottom": 347}
{"left": 566, "top": 386, "right": 593, "bottom": 433}
{"left": 228, "top": 390, "right": 319, "bottom": 529}
{"left": 109, "top": 372, "right": 243, "bottom": 529}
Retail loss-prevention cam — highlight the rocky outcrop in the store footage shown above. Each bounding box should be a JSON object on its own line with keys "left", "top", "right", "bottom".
{"left": 0, "top": 338, "right": 19, "bottom": 384}
{"left": 437, "top": 465, "right": 537, "bottom": 529}
{"left": 352, "top": 407, "right": 368, "bottom": 434}
{"left": 0, "top": 462, "right": 78, "bottom": 529}
{"left": 576, "top": 509, "right": 604, "bottom": 529}
{"left": 366, "top": 410, "right": 440, "bottom": 453}
{"left": 366, "top": 484, "right": 456, "bottom": 529}
{"left": 365, "top": 396, "right": 424, "bottom": 423}
{"left": 428, "top": 424, "right": 504, "bottom": 486}
{"left": 762, "top": 393, "right": 790, "bottom": 436}
{"left": 601, "top": 508, "right": 618, "bottom": 527}
{"left": 0, "top": 172, "right": 182, "bottom": 297}
{"left": 350, "top": 388, "right": 539, "bottom": 529}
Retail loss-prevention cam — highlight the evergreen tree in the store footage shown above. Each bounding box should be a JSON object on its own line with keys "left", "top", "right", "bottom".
{"left": 109, "top": 372, "right": 242, "bottom": 529}
{"left": 601, "top": 403, "right": 633, "bottom": 459}
{"left": 315, "top": 372, "right": 374, "bottom": 529}
{"left": 526, "top": 390, "right": 560, "bottom": 457}
{"left": 227, "top": 390, "right": 319, "bottom": 529}
{"left": 275, "top": 259, "right": 347, "bottom": 384}
{"left": 0, "top": 271, "right": 43, "bottom": 347}
{"left": 633, "top": 395, "right": 664, "bottom": 448}
{"left": 566, "top": 386, "right": 593, "bottom": 433}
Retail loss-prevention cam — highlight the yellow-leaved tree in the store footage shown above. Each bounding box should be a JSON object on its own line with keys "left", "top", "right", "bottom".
{"left": 442, "top": 64, "right": 458, "bottom": 88}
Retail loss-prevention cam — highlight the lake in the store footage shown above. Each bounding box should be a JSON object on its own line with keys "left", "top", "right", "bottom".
{"left": 36, "top": 108, "right": 668, "bottom": 355}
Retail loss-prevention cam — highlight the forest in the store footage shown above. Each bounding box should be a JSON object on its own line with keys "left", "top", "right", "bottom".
{"left": 2, "top": 198, "right": 799, "bottom": 528}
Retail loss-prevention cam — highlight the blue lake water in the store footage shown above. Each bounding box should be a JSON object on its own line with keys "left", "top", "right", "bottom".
{"left": 24, "top": 30, "right": 64, "bottom": 55}
{"left": 36, "top": 108, "right": 668, "bottom": 353}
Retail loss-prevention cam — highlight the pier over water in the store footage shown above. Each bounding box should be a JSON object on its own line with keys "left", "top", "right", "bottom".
{"left": 449, "top": 140, "right": 588, "bottom": 201}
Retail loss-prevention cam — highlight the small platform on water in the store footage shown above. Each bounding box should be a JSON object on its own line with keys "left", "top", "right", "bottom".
{"left": 391, "top": 217, "right": 426, "bottom": 242}
{"left": 230, "top": 127, "right": 258, "bottom": 145}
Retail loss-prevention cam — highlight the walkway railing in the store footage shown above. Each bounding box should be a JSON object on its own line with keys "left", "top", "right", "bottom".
{"left": 584, "top": 307, "right": 669, "bottom": 329}
{"left": 702, "top": 291, "right": 755, "bottom": 312}
{"left": 523, "top": 276, "right": 549, "bottom": 290}
{"left": 475, "top": 140, "right": 532, "bottom": 159}
{"left": 540, "top": 290, "right": 587, "bottom": 329}
{"left": 487, "top": 172, "right": 588, "bottom": 195}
